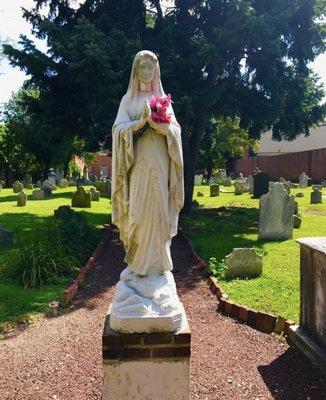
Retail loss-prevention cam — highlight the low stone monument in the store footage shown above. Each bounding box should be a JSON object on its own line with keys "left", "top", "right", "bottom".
{"left": 258, "top": 183, "right": 295, "bottom": 240}
{"left": 197, "top": 191, "right": 204, "bottom": 197}
{"left": 247, "top": 175, "right": 253, "bottom": 194}
{"left": 72, "top": 186, "right": 91, "bottom": 208}
{"left": 311, "top": 188, "right": 322, "bottom": 204}
{"left": 33, "top": 189, "right": 45, "bottom": 200}
{"left": 293, "top": 215, "right": 302, "bottom": 229}
{"left": 312, "top": 184, "right": 322, "bottom": 191}
{"left": 13, "top": 181, "right": 23, "bottom": 193}
{"left": 289, "top": 238, "right": 326, "bottom": 372}
{"left": 210, "top": 184, "right": 219, "bottom": 197}
{"left": 90, "top": 187, "right": 100, "bottom": 201}
{"left": 95, "top": 180, "right": 111, "bottom": 197}
{"left": 234, "top": 182, "right": 243, "bottom": 195}
{"left": 51, "top": 184, "right": 58, "bottom": 191}
{"left": 26, "top": 183, "right": 34, "bottom": 190}
{"left": 194, "top": 174, "right": 203, "bottom": 186}
{"left": 48, "top": 168, "right": 56, "bottom": 186}
{"left": 253, "top": 172, "right": 269, "bottom": 199}
{"left": 0, "top": 227, "right": 14, "bottom": 246}
{"left": 296, "top": 192, "right": 304, "bottom": 198}
{"left": 17, "top": 191, "right": 27, "bottom": 207}
{"left": 222, "top": 177, "right": 232, "bottom": 187}
{"left": 41, "top": 185, "right": 52, "bottom": 199}
{"left": 299, "top": 172, "right": 309, "bottom": 188}
{"left": 225, "top": 248, "right": 262, "bottom": 278}
{"left": 59, "top": 178, "right": 69, "bottom": 188}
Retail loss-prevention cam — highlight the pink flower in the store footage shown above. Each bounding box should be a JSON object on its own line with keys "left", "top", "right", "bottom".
{"left": 149, "top": 94, "right": 173, "bottom": 124}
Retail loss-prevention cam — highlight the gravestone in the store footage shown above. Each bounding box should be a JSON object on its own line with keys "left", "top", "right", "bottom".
{"left": 72, "top": 186, "right": 91, "bottom": 208}
{"left": 234, "top": 183, "right": 243, "bottom": 195}
{"left": 247, "top": 175, "right": 253, "bottom": 194}
{"left": 294, "top": 201, "right": 299, "bottom": 215}
{"left": 59, "top": 178, "right": 69, "bottom": 188}
{"left": 253, "top": 172, "right": 269, "bottom": 199}
{"left": 296, "top": 192, "right": 304, "bottom": 198}
{"left": 23, "top": 174, "right": 33, "bottom": 186}
{"left": 197, "top": 191, "right": 204, "bottom": 197}
{"left": 222, "top": 177, "right": 232, "bottom": 187}
{"left": 293, "top": 215, "right": 302, "bottom": 229}
{"left": 48, "top": 168, "right": 56, "bottom": 186}
{"left": 210, "top": 184, "right": 219, "bottom": 197}
{"left": 219, "top": 169, "right": 227, "bottom": 178}
{"left": 282, "top": 182, "right": 291, "bottom": 194}
{"left": 299, "top": 172, "right": 309, "bottom": 188}
{"left": 13, "top": 181, "right": 23, "bottom": 193}
{"left": 17, "top": 191, "right": 27, "bottom": 207}
{"left": 42, "top": 179, "right": 50, "bottom": 187}
{"left": 194, "top": 174, "right": 203, "bottom": 186}
{"left": 51, "top": 184, "right": 58, "bottom": 191}
{"left": 27, "top": 184, "right": 34, "bottom": 190}
{"left": 90, "top": 187, "right": 100, "bottom": 201}
{"left": 225, "top": 248, "right": 262, "bottom": 278}
{"left": 208, "top": 176, "right": 217, "bottom": 184}
{"left": 258, "top": 183, "right": 295, "bottom": 240}
{"left": 312, "top": 184, "right": 322, "bottom": 191}
{"left": 0, "top": 227, "right": 14, "bottom": 246}
{"left": 36, "top": 180, "right": 42, "bottom": 188}
{"left": 33, "top": 189, "right": 45, "bottom": 200}
{"left": 95, "top": 180, "right": 111, "bottom": 196}
{"left": 279, "top": 177, "right": 287, "bottom": 183}
{"left": 41, "top": 185, "right": 52, "bottom": 199}
{"left": 311, "top": 188, "right": 322, "bottom": 204}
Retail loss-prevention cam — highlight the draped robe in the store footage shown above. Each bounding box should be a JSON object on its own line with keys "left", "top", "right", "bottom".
{"left": 111, "top": 91, "right": 184, "bottom": 276}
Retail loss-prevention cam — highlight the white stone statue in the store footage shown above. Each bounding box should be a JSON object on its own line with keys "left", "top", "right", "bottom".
{"left": 110, "top": 50, "right": 184, "bottom": 332}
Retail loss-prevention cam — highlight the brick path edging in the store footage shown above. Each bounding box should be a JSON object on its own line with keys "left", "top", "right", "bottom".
{"left": 178, "top": 228, "right": 295, "bottom": 336}
{"left": 60, "top": 224, "right": 113, "bottom": 307}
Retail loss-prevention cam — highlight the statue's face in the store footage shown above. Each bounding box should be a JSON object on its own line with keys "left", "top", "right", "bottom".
{"left": 137, "top": 58, "right": 155, "bottom": 84}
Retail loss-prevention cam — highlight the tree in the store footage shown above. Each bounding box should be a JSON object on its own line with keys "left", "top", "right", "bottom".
{"left": 197, "top": 118, "right": 258, "bottom": 180}
{"left": 3, "top": 0, "right": 325, "bottom": 211}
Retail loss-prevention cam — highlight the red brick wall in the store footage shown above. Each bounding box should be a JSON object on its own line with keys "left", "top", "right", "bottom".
{"left": 89, "top": 153, "right": 112, "bottom": 178}
{"left": 231, "top": 148, "right": 326, "bottom": 181}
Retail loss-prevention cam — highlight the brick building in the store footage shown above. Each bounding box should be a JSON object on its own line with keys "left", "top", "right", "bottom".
{"left": 89, "top": 150, "right": 112, "bottom": 179}
{"left": 231, "top": 125, "right": 326, "bottom": 181}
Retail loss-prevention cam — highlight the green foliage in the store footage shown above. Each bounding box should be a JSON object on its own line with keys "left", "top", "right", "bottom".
{"left": 208, "top": 257, "right": 227, "bottom": 279}
{"left": 4, "top": 205, "right": 97, "bottom": 289}
{"left": 69, "top": 160, "right": 81, "bottom": 178}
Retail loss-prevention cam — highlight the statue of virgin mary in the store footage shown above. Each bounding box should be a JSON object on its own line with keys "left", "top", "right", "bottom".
{"left": 110, "top": 50, "right": 184, "bottom": 332}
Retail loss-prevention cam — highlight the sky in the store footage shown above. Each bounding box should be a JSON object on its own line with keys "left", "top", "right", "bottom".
{"left": 0, "top": 0, "right": 325, "bottom": 107}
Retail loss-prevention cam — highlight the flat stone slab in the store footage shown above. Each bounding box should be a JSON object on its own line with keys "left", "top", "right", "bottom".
{"left": 296, "top": 237, "right": 326, "bottom": 254}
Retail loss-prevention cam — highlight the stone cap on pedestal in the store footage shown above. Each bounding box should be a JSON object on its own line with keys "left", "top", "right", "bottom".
{"left": 296, "top": 237, "right": 326, "bottom": 254}
{"left": 102, "top": 307, "right": 191, "bottom": 362}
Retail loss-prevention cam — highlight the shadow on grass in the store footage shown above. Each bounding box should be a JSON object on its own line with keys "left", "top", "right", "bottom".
{"left": 258, "top": 347, "right": 326, "bottom": 400}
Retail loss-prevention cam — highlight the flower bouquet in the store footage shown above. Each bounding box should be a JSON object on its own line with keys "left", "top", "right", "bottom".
{"left": 135, "top": 94, "right": 173, "bottom": 142}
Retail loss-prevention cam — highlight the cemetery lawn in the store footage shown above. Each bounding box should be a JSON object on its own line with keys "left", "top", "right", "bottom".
{"left": 181, "top": 185, "right": 326, "bottom": 323}
{"left": 0, "top": 187, "right": 111, "bottom": 335}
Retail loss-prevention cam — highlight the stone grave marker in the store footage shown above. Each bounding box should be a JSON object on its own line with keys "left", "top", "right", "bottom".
{"left": 51, "top": 184, "right": 58, "bottom": 191}
{"left": 27, "top": 184, "right": 34, "bottom": 190}
{"left": 311, "top": 188, "right": 322, "bottom": 204}
{"left": 293, "top": 215, "right": 302, "bottom": 229}
{"left": 312, "top": 184, "right": 322, "bottom": 191}
{"left": 59, "top": 178, "right": 69, "bottom": 188}
{"left": 234, "top": 182, "right": 243, "bottom": 195}
{"left": 0, "top": 227, "right": 14, "bottom": 246}
{"left": 95, "top": 180, "right": 111, "bottom": 197}
{"left": 72, "top": 186, "right": 91, "bottom": 208}
{"left": 36, "top": 180, "right": 42, "bottom": 188}
{"left": 17, "top": 191, "right": 27, "bottom": 207}
{"left": 247, "top": 175, "right": 253, "bottom": 194}
{"left": 33, "top": 189, "right": 45, "bottom": 200}
{"left": 225, "top": 248, "right": 263, "bottom": 278}
{"left": 296, "top": 192, "right": 304, "bottom": 198}
{"left": 197, "top": 191, "right": 204, "bottom": 197}
{"left": 258, "top": 182, "right": 295, "bottom": 240}
{"left": 90, "top": 187, "right": 100, "bottom": 201}
{"left": 194, "top": 174, "right": 203, "bottom": 186}
{"left": 209, "top": 184, "right": 219, "bottom": 197}
{"left": 222, "top": 177, "right": 232, "bottom": 187}
{"left": 253, "top": 172, "right": 269, "bottom": 199}
{"left": 13, "top": 181, "right": 23, "bottom": 193}
{"left": 299, "top": 172, "right": 309, "bottom": 188}
{"left": 41, "top": 185, "right": 52, "bottom": 199}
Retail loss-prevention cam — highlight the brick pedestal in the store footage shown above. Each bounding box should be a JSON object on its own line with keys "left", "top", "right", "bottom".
{"left": 102, "top": 309, "right": 191, "bottom": 400}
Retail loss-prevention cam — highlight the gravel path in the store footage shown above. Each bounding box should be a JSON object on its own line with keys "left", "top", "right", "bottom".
{"left": 0, "top": 227, "right": 325, "bottom": 400}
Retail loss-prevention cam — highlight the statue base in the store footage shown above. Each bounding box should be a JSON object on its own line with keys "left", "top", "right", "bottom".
{"left": 102, "top": 307, "right": 191, "bottom": 400}
{"left": 109, "top": 267, "right": 183, "bottom": 333}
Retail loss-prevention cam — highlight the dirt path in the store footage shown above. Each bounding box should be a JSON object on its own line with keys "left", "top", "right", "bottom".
{"left": 0, "top": 228, "right": 325, "bottom": 400}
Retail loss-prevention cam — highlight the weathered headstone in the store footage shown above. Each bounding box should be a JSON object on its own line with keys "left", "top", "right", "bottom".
{"left": 258, "top": 183, "right": 295, "bottom": 240}
{"left": 312, "top": 184, "right": 322, "bottom": 191}
{"left": 197, "top": 191, "right": 204, "bottom": 197}
{"left": 59, "top": 178, "right": 69, "bottom": 188}
{"left": 42, "top": 179, "right": 50, "bottom": 187}
{"left": 222, "top": 177, "right": 232, "bottom": 187}
{"left": 41, "top": 185, "right": 52, "bottom": 199}
{"left": 293, "top": 215, "right": 302, "bottom": 229}
{"left": 299, "top": 172, "right": 309, "bottom": 188}
{"left": 33, "top": 189, "right": 45, "bottom": 200}
{"left": 13, "top": 181, "right": 23, "bottom": 193}
{"left": 194, "top": 174, "right": 203, "bottom": 186}
{"left": 225, "top": 248, "right": 263, "bottom": 278}
{"left": 90, "top": 187, "right": 100, "bottom": 201}
{"left": 296, "top": 192, "right": 304, "bottom": 198}
{"left": 26, "top": 183, "right": 34, "bottom": 190}
{"left": 17, "top": 191, "right": 27, "bottom": 207}
{"left": 36, "top": 180, "right": 42, "bottom": 188}
{"left": 23, "top": 174, "right": 33, "bottom": 186}
{"left": 279, "top": 177, "right": 287, "bottom": 183}
{"left": 294, "top": 201, "right": 299, "bottom": 215}
{"left": 253, "top": 172, "right": 269, "bottom": 199}
{"left": 95, "top": 180, "right": 111, "bottom": 196}
{"left": 48, "top": 168, "right": 56, "bottom": 186}
{"left": 209, "top": 184, "right": 219, "bottom": 197}
{"left": 219, "top": 169, "right": 227, "bottom": 178}
{"left": 247, "top": 175, "right": 253, "bottom": 194}
{"left": 234, "top": 183, "right": 244, "bottom": 195}
{"left": 51, "top": 184, "right": 58, "bottom": 191}
{"left": 208, "top": 176, "right": 217, "bottom": 184}
{"left": 311, "top": 188, "right": 322, "bottom": 204}
{"left": 72, "top": 186, "right": 91, "bottom": 208}
{"left": 0, "top": 227, "right": 14, "bottom": 246}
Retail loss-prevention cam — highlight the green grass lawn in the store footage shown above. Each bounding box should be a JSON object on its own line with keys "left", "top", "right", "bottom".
{"left": 181, "top": 185, "right": 326, "bottom": 322}
{"left": 0, "top": 187, "right": 111, "bottom": 334}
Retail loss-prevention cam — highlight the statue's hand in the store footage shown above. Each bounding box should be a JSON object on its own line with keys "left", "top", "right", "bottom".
{"left": 141, "top": 101, "right": 151, "bottom": 119}
{"left": 147, "top": 116, "right": 167, "bottom": 136}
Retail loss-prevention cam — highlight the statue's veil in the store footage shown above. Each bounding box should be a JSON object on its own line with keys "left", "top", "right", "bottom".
{"left": 127, "top": 50, "right": 165, "bottom": 98}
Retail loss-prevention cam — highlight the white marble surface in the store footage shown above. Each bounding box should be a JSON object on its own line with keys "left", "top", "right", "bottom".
{"left": 296, "top": 237, "right": 326, "bottom": 254}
